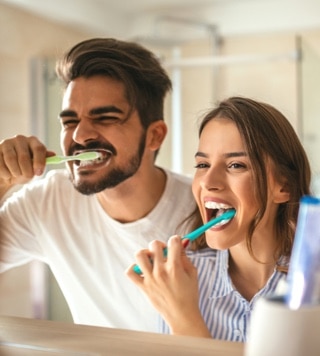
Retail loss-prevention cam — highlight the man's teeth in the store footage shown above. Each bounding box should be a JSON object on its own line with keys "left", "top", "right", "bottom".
{"left": 79, "top": 155, "right": 104, "bottom": 167}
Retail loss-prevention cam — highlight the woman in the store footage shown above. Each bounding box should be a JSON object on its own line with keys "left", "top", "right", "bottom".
{"left": 126, "top": 97, "right": 311, "bottom": 341}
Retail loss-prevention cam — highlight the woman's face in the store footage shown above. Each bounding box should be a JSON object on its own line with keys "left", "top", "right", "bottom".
{"left": 192, "top": 118, "right": 283, "bottom": 250}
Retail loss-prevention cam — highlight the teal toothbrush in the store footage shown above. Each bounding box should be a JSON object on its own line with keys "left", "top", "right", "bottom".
{"left": 182, "top": 209, "right": 236, "bottom": 241}
{"left": 133, "top": 209, "right": 236, "bottom": 275}
{"left": 46, "top": 151, "right": 101, "bottom": 165}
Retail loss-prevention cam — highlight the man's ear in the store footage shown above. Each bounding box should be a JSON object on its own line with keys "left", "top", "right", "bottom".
{"left": 146, "top": 120, "right": 167, "bottom": 152}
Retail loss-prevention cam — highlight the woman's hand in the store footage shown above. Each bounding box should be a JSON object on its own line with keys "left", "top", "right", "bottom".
{"left": 126, "top": 235, "right": 211, "bottom": 337}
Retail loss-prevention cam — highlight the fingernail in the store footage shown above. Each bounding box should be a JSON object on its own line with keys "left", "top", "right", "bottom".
{"left": 34, "top": 168, "right": 44, "bottom": 176}
{"left": 182, "top": 239, "right": 190, "bottom": 248}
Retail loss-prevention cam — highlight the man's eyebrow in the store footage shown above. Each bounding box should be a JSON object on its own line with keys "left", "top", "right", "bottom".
{"left": 59, "top": 109, "right": 76, "bottom": 118}
{"left": 195, "top": 151, "right": 247, "bottom": 158}
{"left": 59, "top": 106, "right": 124, "bottom": 119}
{"left": 89, "top": 106, "right": 124, "bottom": 116}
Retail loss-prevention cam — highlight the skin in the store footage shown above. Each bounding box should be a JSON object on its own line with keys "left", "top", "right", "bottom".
{"left": 0, "top": 75, "right": 168, "bottom": 223}
{"left": 127, "top": 117, "right": 290, "bottom": 337}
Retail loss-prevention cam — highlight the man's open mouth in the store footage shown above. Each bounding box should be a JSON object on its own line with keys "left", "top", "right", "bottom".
{"left": 74, "top": 149, "right": 112, "bottom": 167}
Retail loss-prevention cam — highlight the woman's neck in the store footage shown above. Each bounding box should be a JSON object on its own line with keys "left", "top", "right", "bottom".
{"left": 228, "top": 243, "right": 277, "bottom": 301}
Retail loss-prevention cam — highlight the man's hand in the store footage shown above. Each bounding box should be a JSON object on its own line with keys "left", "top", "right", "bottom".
{"left": 0, "top": 135, "right": 54, "bottom": 196}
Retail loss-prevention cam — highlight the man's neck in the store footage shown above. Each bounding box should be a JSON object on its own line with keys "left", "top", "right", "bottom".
{"left": 96, "top": 167, "right": 167, "bottom": 223}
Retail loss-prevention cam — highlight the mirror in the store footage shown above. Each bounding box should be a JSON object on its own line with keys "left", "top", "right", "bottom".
{"left": 1, "top": 0, "right": 320, "bottom": 331}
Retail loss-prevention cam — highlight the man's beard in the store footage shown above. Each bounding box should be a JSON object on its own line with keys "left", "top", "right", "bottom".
{"left": 70, "top": 132, "right": 146, "bottom": 195}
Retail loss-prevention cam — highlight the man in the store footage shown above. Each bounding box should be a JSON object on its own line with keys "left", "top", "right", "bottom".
{"left": 0, "top": 38, "right": 197, "bottom": 332}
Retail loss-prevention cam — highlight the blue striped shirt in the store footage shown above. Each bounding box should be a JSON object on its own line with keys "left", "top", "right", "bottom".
{"left": 159, "top": 248, "right": 288, "bottom": 342}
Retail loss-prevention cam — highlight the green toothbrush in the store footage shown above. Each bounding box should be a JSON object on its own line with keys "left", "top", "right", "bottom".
{"left": 46, "top": 151, "right": 101, "bottom": 165}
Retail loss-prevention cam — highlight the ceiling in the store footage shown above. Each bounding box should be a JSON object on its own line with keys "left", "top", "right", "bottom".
{"left": 1, "top": 0, "right": 320, "bottom": 41}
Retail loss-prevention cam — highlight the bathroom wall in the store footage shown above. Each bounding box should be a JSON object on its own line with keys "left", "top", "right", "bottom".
{"left": 0, "top": 3, "right": 90, "bottom": 321}
{"left": 1, "top": 2, "right": 320, "bottom": 322}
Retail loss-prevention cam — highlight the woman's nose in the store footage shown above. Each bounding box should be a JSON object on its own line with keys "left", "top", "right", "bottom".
{"left": 72, "top": 120, "right": 99, "bottom": 144}
{"left": 199, "top": 168, "right": 225, "bottom": 191}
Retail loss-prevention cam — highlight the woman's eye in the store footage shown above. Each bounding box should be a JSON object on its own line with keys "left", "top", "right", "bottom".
{"left": 194, "top": 162, "right": 209, "bottom": 169}
{"left": 228, "top": 162, "right": 246, "bottom": 169}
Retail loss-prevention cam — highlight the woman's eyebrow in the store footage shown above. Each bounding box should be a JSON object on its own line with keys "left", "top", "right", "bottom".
{"left": 195, "top": 151, "right": 208, "bottom": 158}
{"left": 224, "top": 151, "right": 247, "bottom": 158}
{"left": 195, "top": 151, "right": 247, "bottom": 158}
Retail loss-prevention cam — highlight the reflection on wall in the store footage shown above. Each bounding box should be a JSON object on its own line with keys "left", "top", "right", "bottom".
{"left": 30, "top": 58, "right": 72, "bottom": 322}
{"left": 298, "top": 38, "right": 320, "bottom": 196}
{"left": 27, "top": 33, "right": 320, "bottom": 322}
{"left": 30, "top": 58, "right": 62, "bottom": 155}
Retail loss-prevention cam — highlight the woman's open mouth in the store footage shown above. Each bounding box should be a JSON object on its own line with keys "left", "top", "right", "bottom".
{"left": 204, "top": 201, "right": 235, "bottom": 227}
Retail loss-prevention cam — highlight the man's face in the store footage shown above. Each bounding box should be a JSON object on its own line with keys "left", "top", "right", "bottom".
{"left": 59, "top": 75, "right": 147, "bottom": 194}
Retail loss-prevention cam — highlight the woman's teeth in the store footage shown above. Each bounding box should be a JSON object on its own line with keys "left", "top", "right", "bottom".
{"left": 204, "top": 201, "right": 234, "bottom": 222}
{"left": 205, "top": 201, "right": 232, "bottom": 210}
{"left": 214, "top": 219, "right": 231, "bottom": 227}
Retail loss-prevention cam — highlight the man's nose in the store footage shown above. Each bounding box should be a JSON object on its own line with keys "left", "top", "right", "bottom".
{"left": 72, "top": 120, "right": 99, "bottom": 144}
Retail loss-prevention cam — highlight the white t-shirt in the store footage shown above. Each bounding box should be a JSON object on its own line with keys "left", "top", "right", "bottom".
{"left": 0, "top": 169, "right": 196, "bottom": 332}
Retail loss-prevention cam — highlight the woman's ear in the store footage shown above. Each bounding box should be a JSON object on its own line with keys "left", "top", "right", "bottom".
{"left": 146, "top": 120, "right": 167, "bottom": 152}
{"left": 273, "top": 179, "right": 290, "bottom": 204}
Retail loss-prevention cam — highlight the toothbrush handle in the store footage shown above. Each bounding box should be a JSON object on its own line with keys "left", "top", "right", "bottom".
{"left": 46, "top": 156, "right": 66, "bottom": 165}
{"left": 46, "top": 155, "right": 78, "bottom": 164}
{"left": 183, "top": 209, "right": 236, "bottom": 241}
{"left": 132, "top": 209, "right": 235, "bottom": 275}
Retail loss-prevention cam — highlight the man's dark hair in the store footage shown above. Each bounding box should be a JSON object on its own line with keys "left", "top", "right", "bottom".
{"left": 56, "top": 38, "right": 172, "bottom": 129}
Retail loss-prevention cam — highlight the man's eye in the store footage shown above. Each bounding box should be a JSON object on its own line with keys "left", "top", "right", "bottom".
{"left": 61, "top": 120, "right": 78, "bottom": 128}
{"left": 95, "top": 116, "right": 121, "bottom": 123}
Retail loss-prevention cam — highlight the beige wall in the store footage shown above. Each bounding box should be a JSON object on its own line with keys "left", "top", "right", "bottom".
{"left": 0, "top": 3, "right": 91, "bottom": 321}
{"left": 1, "top": 2, "right": 320, "bottom": 322}
{"left": 155, "top": 30, "right": 320, "bottom": 176}
{"left": 0, "top": 3, "right": 91, "bottom": 139}
{"left": 156, "top": 33, "right": 299, "bottom": 175}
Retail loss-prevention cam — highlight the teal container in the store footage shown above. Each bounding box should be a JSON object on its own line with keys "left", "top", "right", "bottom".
{"left": 286, "top": 195, "right": 320, "bottom": 309}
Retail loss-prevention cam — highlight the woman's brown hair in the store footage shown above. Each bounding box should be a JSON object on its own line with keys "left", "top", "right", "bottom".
{"left": 198, "top": 97, "right": 311, "bottom": 261}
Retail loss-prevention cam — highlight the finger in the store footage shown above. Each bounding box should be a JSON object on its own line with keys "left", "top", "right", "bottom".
{"left": 148, "top": 240, "right": 167, "bottom": 272}
{"left": 0, "top": 136, "right": 46, "bottom": 179}
{"left": 0, "top": 152, "right": 14, "bottom": 180}
{"left": 0, "top": 140, "right": 24, "bottom": 178}
{"left": 167, "top": 235, "right": 184, "bottom": 259}
{"left": 134, "top": 248, "right": 154, "bottom": 277}
{"left": 167, "top": 235, "right": 196, "bottom": 276}
{"left": 28, "top": 137, "right": 48, "bottom": 176}
{"left": 125, "top": 263, "right": 145, "bottom": 285}
{"left": 12, "top": 137, "right": 39, "bottom": 178}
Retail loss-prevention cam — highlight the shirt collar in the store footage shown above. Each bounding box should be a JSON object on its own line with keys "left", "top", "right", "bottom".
{"left": 210, "top": 249, "right": 234, "bottom": 297}
{"left": 209, "top": 250, "right": 288, "bottom": 299}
